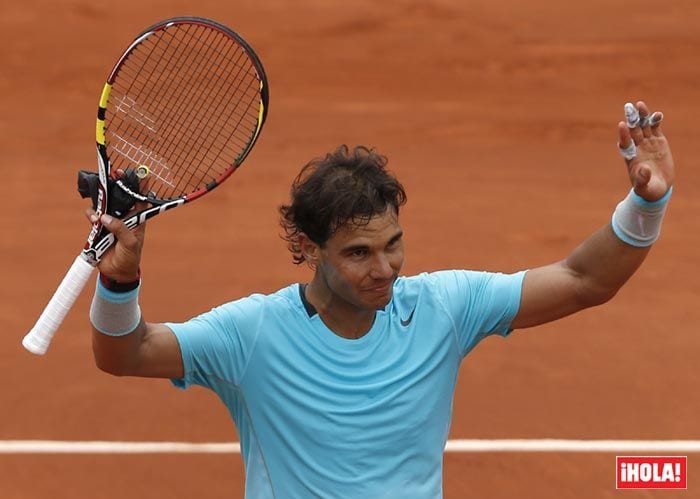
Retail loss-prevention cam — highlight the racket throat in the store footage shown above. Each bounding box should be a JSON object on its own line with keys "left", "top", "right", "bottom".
{"left": 77, "top": 169, "right": 141, "bottom": 218}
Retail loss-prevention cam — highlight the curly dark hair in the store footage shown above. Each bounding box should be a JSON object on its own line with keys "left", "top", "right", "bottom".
{"left": 279, "top": 145, "right": 407, "bottom": 265}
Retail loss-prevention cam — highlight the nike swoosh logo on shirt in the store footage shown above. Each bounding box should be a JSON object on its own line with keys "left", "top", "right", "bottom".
{"left": 400, "top": 308, "right": 415, "bottom": 327}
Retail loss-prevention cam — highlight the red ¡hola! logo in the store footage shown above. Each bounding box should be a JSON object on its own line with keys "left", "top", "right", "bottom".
{"left": 616, "top": 456, "right": 687, "bottom": 489}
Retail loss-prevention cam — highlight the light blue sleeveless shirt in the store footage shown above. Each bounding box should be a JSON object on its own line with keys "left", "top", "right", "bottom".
{"left": 168, "top": 270, "right": 525, "bottom": 498}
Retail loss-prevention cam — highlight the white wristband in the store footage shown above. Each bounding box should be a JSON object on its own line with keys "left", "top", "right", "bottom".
{"left": 90, "top": 278, "right": 142, "bottom": 336}
{"left": 611, "top": 188, "right": 672, "bottom": 247}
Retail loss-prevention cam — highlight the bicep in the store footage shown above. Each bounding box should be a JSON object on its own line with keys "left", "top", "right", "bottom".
{"left": 134, "top": 323, "right": 184, "bottom": 378}
{"left": 93, "top": 322, "right": 184, "bottom": 379}
{"left": 511, "top": 262, "right": 594, "bottom": 330}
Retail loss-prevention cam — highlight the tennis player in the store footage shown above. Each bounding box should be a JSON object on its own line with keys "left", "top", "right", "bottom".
{"left": 87, "top": 100, "right": 673, "bottom": 498}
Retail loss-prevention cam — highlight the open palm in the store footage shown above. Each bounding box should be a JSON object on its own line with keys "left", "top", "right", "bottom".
{"left": 618, "top": 101, "right": 675, "bottom": 201}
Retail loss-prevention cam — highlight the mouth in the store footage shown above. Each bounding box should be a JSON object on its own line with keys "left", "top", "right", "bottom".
{"left": 365, "top": 281, "right": 393, "bottom": 294}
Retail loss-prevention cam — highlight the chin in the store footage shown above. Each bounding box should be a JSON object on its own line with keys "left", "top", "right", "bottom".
{"left": 357, "top": 278, "right": 396, "bottom": 309}
{"left": 367, "top": 289, "right": 393, "bottom": 310}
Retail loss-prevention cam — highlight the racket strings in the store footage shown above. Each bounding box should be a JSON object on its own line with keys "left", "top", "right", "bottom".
{"left": 165, "top": 28, "right": 251, "bottom": 192}
{"left": 117, "top": 24, "right": 238, "bottom": 193}
{"left": 188, "top": 52, "right": 261, "bottom": 190}
{"left": 146, "top": 26, "right": 227, "bottom": 193}
{"left": 106, "top": 22, "right": 262, "bottom": 200}
{"left": 109, "top": 34, "right": 178, "bottom": 188}
{"left": 110, "top": 28, "right": 204, "bottom": 193}
{"left": 108, "top": 27, "right": 182, "bottom": 186}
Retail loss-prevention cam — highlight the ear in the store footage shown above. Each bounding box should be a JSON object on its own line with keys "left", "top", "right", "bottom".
{"left": 298, "top": 232, "right": 320, "bottom": 267}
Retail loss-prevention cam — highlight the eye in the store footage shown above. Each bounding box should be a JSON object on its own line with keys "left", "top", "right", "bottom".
{"left": 387, "top": 237, "right": 402, "bottom": 250}
{"left": 351, "top": 248, "right": 368, "bottom": 258}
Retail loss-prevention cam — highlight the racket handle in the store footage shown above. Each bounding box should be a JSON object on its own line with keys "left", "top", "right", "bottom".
{"left": 23, "top": 255, "right": 96, "bottom": 355}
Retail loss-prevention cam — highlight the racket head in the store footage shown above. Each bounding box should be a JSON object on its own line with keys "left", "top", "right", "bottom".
{"left": 95, "top": 17, "right": 269, "bottom": 205}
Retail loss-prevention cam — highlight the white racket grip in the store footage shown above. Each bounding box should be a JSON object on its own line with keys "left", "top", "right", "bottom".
{"left": 23, "top": 255, "right": 96, "bottom": 355}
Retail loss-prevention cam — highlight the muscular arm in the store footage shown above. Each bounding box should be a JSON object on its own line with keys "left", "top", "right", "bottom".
{"left": 512, "top": 101, "right": 674, "bottom": 330}
{"left": 86, "top": 208, "right": 184, "bottom": 379}
{"left": 512, "top": 224, "right": 649, "bottom": 329}
{"left": 92, "top": 320, "right": 184, "bottom": 378}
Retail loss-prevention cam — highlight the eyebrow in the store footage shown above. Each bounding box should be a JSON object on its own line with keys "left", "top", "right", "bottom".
{"left": 341, "top": 230, "right": 403, "bottom": 254}
{"left": 387, "top": 231, "right": 404, "bottom": 245}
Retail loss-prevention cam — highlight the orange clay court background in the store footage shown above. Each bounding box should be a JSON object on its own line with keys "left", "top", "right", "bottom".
{"left": 1, "top": 0, "right": 699, "bottom": 498}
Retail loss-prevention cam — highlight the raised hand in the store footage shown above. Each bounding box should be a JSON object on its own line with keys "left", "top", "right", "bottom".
{"left": 618, "top": 100, "right": 675, "bottom": 202}
{"left": 85, "top": 208, "right": 145, "bottom": 283}
{"left": 84, "top": 168, "right": 148, "bottom": 283}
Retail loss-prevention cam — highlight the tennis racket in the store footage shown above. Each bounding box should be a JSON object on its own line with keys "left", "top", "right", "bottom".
{"left": 23, "top": 16, "right": 269, "bottom": 355}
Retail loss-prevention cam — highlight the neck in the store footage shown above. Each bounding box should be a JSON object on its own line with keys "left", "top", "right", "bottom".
{"left": 305, "top": 277, "right": 376, "bottom": 340}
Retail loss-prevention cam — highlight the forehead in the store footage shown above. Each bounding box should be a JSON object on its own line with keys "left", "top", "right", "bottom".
{"left": 329, "top": 209, "right": 401, "bottom": 247}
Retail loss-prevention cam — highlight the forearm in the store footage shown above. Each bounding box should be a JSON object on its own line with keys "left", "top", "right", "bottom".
{"left": 512, "top": 225, "right": 650, "bottom": 330}
{"left": 89, "top": 277, "right": 146, "bottom": 375}
{"left": 513, "top": 100, "right": 674, "bottom": 330}
{"left": 89, "top": 278, "right": 184, "bottom": 378}
{"left": 564, "top": 223, "right": 650, "bottom": 304}
{"left": 567, "top": 185, "right": 672, "bottom": 301}
{"left": 513, "top": 189, "right": 670, "bottom": 329}
{"left": 92, "top": 321, "right": 146, "bottom": 375}
{"left": 85, "top": 211, "right": 183, "bottom": 378}
{"left": 92, "top": 318, "right": 148, "bottom": 375}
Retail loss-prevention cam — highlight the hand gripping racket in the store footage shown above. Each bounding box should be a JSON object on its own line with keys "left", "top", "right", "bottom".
{"left": 23, "top": 17, "right": 269, "bottom": 355}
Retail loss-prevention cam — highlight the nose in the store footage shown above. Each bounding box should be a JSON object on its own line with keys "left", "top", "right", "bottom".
{"left": 369, "top": 253, "right": 394, "bottom": 280}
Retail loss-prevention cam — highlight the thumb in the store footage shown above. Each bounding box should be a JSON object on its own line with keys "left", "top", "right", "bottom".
{"left": 632, "top": 163, "right": 652, "bottom": 190}
{"left": 98, "top": 213, "right": 142, "bottom": 282}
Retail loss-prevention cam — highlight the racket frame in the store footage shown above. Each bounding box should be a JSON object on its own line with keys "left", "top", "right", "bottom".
{"left": 23, "top": 16, "right": 269, "bottom": 354}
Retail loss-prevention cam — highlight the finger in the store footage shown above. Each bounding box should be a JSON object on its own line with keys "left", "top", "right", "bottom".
{"left": 636, "top": 101, "right": 652, "bottom": 138}
{"left": 85, "top": 208, "right": 99, "bottom": 224}
{"left": 624, "top": 102, "right": 640, "bottom": 127}
{"left": 100, "top": 214, "right": 137, "bottom": 247}
{"left": 649, "top": 111, "right": 665, "bottom": 137}
{"left": 114, "top": 201, "right": 148, "bottom": 244}
{"left": 133, "top": 220, "right": 147, "bottom": 246}
{"left": 640, "top": 109, "right": 662, "bottom": 128}
{"left": 624, "top": 102, "right": 644, "bottom": 144}
{"left": 122, "top": 198, "right": 149, "bottom": 244}
{"left": 122, "top": 199, "right": 148, "bottom": 217}
{"left": 617, "top": 121, "right": 636, "bottom": 162}
{"left": 139, "top": 174, "right": 154, "bottom": 197}
{"left": 618, "top": 121, "right": 632, "bottom": 147}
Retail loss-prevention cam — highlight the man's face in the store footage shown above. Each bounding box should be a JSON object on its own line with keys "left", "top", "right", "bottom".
{"left": 316, "top": 208, "right": 404, "bottom": 311}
